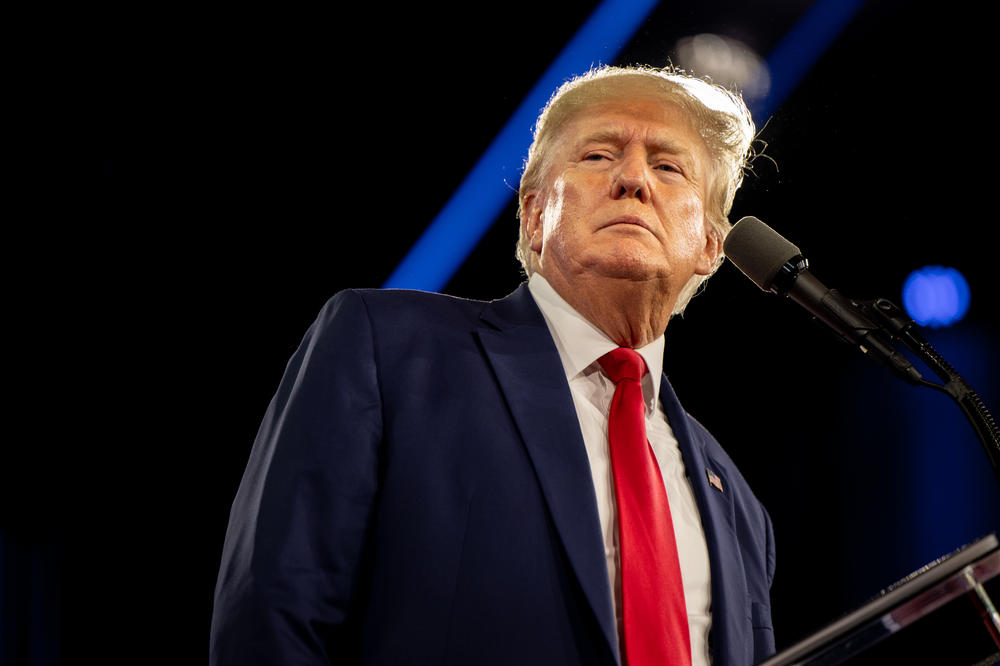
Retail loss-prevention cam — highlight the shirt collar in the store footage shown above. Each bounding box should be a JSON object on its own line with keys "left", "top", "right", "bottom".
{"left": 528, "top": 273, "right": 665, "bottom": 411}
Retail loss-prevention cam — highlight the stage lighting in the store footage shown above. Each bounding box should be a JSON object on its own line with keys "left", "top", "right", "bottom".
{"left": 674, "top": 33, "right": 770, "bottom": 102}
{"left": 902, "top": 266, "right": 971, "bottom": 328}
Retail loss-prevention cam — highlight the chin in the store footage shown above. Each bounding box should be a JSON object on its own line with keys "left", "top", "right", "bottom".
{"left": 592, "top": 258, "right": 665, "bottom": 282}
{"left": 589, "top": 244, "right": 667, "bottom": 281}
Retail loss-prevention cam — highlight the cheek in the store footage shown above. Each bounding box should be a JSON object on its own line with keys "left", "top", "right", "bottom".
{"left": 668, "top": 191, "right": 707, "bottom": 236}
{"left": 540, "top": 178, "right": 572, "bottom": 246}
{"left": 540, "top": 200, "right": 561, "bottom": 246}
{"left": 654, "top": 192, "right": 710, "bottom": 264}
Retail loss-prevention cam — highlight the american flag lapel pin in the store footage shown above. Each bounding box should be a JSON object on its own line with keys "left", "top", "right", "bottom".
{"left": 706, "top": 468, "right": 724, "bottom": 493}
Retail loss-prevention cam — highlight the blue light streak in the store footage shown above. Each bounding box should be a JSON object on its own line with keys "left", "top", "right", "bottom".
{"left": 749, "top": 0, "right": 868, "bottom": 121}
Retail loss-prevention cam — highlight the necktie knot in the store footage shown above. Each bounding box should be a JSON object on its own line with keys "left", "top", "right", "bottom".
{"left": 598, "top": 347, "right": 647, "bottom": 385}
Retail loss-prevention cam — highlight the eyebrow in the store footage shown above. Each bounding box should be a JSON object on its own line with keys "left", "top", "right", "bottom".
{"left": 576, "top": 126, "right": 696, "bottom": 160}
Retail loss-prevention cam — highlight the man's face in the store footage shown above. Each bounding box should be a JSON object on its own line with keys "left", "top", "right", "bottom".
{"left": 522, "top": 96, "right": 720, "bottom": 305}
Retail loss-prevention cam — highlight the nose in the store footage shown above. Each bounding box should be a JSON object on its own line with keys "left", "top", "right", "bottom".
{"left": 611, "top": 153, "right": 650, "bottom": 203}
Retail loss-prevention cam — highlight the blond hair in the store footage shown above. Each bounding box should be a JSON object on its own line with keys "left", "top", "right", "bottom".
{"left": 516, "top": 65, "right": 756, "bottom": 315}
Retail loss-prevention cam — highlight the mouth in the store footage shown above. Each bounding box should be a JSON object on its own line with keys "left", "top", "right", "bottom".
{"left": 601, "top": 215, "right": 656, "bottom": 236}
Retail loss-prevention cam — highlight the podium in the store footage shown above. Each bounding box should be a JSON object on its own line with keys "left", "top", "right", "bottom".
{"left": 758, "top": 533, "right": 1000, "bottom": 665}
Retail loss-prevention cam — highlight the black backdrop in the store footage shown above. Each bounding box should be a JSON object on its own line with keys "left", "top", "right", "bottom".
{"left": 6, "top": 1, "right": 1000, "bottom": 663}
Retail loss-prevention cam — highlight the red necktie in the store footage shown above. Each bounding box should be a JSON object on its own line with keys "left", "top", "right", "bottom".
{"left": 599, "top": 347, "right": 691, "bottom": 666}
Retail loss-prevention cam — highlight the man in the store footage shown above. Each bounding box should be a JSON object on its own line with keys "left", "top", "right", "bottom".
{"left": 211, "top": 65, "right": 775, "bottom": 666}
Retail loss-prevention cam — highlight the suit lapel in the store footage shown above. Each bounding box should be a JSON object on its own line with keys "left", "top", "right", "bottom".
{"left": 659, "top": 376, "right": 751, "bottom": 666}
{"left": 476, "top": 285, "right": 620, "bottom": 663}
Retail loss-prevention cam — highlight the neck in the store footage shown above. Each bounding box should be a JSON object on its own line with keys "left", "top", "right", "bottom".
{"left": 540, "top": 271, "right": 673, "bottom": 348}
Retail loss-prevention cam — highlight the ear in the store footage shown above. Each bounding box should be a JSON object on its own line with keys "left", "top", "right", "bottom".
{"left": 694, "top": 225, "right": 723, "bottom": 276}
{"left": 521, "top": 190, "right": 545, "bottom": 254}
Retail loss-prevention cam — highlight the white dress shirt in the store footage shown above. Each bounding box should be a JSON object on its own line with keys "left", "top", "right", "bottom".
{"left": 528, "top": 274, "right": 713, "bottom": 666}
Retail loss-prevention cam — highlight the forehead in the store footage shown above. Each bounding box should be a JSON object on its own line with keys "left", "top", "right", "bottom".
{"left": 557, "top": 96, "right": 708, "bottom": 158}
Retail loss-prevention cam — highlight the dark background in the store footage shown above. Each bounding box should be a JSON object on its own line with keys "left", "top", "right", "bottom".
{"left": 6, "top": 1, "right": 999, "bottom": 663}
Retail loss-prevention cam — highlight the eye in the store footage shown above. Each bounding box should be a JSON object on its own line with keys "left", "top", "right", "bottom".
{"left": 584, "top": 153, "right": 609, "bottom": 162}
{"left": 655, "top": 163, "right": 680, "bottom": 173}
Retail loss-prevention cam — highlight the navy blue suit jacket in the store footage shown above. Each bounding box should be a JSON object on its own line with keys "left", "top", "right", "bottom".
{"left": 211, "top": 285, "right": 776, "bottom": 665}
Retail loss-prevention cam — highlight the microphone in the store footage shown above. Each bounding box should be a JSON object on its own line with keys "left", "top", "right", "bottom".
{"left": 724, "top": 216, "right": 924, "bottom": 385}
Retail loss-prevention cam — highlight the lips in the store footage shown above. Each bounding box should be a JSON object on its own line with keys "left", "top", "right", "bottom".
{"left": 601, "top": 215, "right": 656, "bottom": 236}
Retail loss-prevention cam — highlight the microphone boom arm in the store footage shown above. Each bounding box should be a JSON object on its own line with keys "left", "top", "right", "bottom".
{"left": 858, "top": 297, "right": 1000, "bottom": 487}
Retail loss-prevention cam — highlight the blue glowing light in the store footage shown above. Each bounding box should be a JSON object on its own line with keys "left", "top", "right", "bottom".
{"left": 902, "top": 266, "right": 971, "bottom": 328}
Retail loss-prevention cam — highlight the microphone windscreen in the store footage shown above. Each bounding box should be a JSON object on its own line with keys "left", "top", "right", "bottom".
{"left": 724, "top": 216, "right": 802, "bottom": 291}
